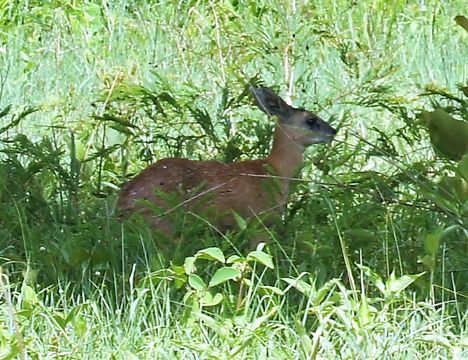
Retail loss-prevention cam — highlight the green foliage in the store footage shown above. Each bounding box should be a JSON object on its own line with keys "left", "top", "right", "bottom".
{"left": 0, "top": 0, "right": 467, "bottom": 356}
{"left": 1, "top": 252, "right": 465, "bottom": 358}
{"left": 144, "top": 246, "right": 273, "bottom": 314}
{"left": 421, "top": 109, "right": 468, "bottom": 161}
{"left": 0, "top": 0, "right": 466, "bottom": 289}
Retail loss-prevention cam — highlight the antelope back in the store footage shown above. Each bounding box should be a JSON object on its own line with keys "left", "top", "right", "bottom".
{"left": 118, "top": 157, "right": 282, "bottom": 233}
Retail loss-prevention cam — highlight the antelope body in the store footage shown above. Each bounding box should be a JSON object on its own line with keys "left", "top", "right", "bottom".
{"left": 118, "top": 87, "right": 336, "bottom": 235}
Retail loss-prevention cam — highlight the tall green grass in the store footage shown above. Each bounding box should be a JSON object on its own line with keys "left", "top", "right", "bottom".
{"left": 0, "top": 0, "right": 467, "bottom": 357}
{"left": 1, "top": 262, "right": 467, "bottom": 358}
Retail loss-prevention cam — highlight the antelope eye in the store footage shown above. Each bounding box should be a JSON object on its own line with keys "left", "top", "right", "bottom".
{"left": 306, "top": 116, "right": 318, "bottom": 127}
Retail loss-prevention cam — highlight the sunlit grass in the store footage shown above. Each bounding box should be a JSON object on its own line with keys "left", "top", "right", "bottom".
{"left": 0, "top": 0, "right": 467, "bottom": 358}
{"left": 1, "top": 265, "right": 467, "bottom": 359}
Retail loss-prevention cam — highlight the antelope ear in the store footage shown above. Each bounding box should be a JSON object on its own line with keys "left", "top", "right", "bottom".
{"left": 250, "top": 87, "right": 295, "bottom": 117}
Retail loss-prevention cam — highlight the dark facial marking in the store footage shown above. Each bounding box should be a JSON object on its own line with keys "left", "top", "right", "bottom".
{"left": 305, "top": 115, "right": 319, "bottom": 129}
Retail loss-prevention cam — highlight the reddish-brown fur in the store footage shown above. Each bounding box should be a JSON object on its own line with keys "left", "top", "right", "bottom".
{"left": 118, "top": 157, "right": 282, "bottom": 233}
{"left": 118, "top": 87, "right": 337, "bottom": 237}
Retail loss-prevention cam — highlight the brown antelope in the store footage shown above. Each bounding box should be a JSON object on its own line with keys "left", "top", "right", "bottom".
{"left": 118, "top": 87, "right": 337, "bottom": 239}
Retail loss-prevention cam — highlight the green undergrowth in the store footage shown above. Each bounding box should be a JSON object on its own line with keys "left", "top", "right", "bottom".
{"left": 0, "top": 0, "right": 467, "bottom": 358}
{"left": 1, "top": 249, "right": 467, "bottom": 359}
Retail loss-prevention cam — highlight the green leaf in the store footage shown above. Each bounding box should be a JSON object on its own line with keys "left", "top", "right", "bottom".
{"left": 421, "top": 109, "right": 468, "bottom": 160}
{"left": 387, "top": 272, "right": 424, "bottom": 294}
{"left": 418, "top": 254, "right": 436, "bottom": 270}
{"left": 209, "top": 267, "right": 241, "bottom": 287}
{"left": 458, "top": 154, "right": 468, "bottom": 180}
{"left": 419, "top": 334, "right": 452, "bottom": 347}
{"left": 226, "top": 255, "right": 242, "bottom": 263}
{"left": 247, "top": 250, "right": 274, "bottom": 269}
{"left": 358, "top": 265, "right": 386, "bottom": 295}
{"left": 21, "top": 285, "right": 39, "bottom": 309}
{"left": 294, "top": 320, "right": 312, "bottom": 354}
{"left": 195, "top": 247, "right": 225, "bottom": 263}
{"left": 314, "top": 280, "right": 336, "bottom": 305}
{"left": 460, "top": 336, "right": 468, "bottom": 347}
{"left": 169, "top": 266, "right": 188, "bottom": 289}
{"left": 53, "top": 314, "right": 67, "bottom": 329}
{"left": 259, "top": 285, "right": 284, "bottom": 295}
{"left": 249, "top": 306, "right": 277, "bottom": 331}
{"left": 201, "top": 292, "right": 223, "bottom": 306}
{"left": 188, "top": 274, "right": 206, "bottom": 291}
{"left": 72, "top": 315, "right": 87, "bottom": 338}
{"left": 461, "top": 86, "right": 468, "bottom": 98}
{"left": 424, "top": 228, "right": 443, "bottom": 256}
{"left": 359, "top": 298, "right": 371, "bottom": 326}
{"left": 171, "top": 265, "right": 185, "bottom": 276}
{"left": 232, "top": 211, "right": 247, "bottom": 230}
{"left": 454, "top": 15, "right": 468, "bottom": 32}
{"left": 174, "top": 276, "right": 187, "bottom": 289}
{"left": 195, "top": 313, "right": 221, "bottom": 335}
{"left": 106, "top": 127, "right": 126, "bottom": 146}
{"left": 282, "top": 277, "right": 313, "bottom": 297}
{"left": 183, "top": 256, "right": 196, "bottom": 275}
{"left": 0, "top": 104, "right": 11, "bottom": 118}
{"left": 0, "top": 343, "right": 20, "bottom": 360}
{"left": 438, "top": 175, "right": 468, "bottom": 203}
{"left": 344, "top": 228, "right": 375, "bottom": 241}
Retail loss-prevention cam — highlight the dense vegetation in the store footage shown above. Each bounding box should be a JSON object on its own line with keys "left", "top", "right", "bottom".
{"left": 0, "top": 1, "right": 467, "bottom": 358}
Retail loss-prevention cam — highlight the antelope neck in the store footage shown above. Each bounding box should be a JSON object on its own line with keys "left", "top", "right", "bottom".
{"left": 266, "top": 123, "right": 305, "bottom": 179}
